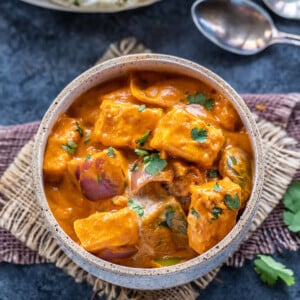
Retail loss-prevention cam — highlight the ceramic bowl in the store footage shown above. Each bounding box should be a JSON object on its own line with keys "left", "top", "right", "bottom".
{"left": 32, "top": 54, "right": 264, "bottom": 290}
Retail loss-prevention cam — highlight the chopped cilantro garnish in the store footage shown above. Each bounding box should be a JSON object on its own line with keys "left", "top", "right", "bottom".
{"left": 128, "top": 198, "right": 144, "bottom": 217}
{"left": 211, "top": 207, "right": 223, "bottom": 219}
{"left": 213, "top": 182, "right": 221, "bottom": 192}
{"left": 187, "top": 93, "right": 215, "bottom": 111}
{"left": 191, "top": 207, "right": 200, "bottom": 219}
{"left": 208, "top": 169, "right": 219, "bottom": 178}
{"left": 75, "top": 122, "right": 84, "bottom": 137}
{"left": 254, "top": 255, "right": 295, "bottom": 286}
{"left": 134, "top": 148, "right": 149, "bottom": 157}
{"left": 85, "top": 154, "right": 91, "bottom": 161}
{"left": 107, "top": 146, "right": 116, "bottom": 157}
{"left": 224, "top": 193, "right": 240, "bottom": 210}
{"left": 179, "top": 225, "right": 187, "bottom": 234}
{"left": 138, "top": 104, "right": 146, "bottom": 112}
{"left": 191, "top": 128, "right": 208, "bottom": 143}
{"left": 136, "top": 130, "right": 151, "bottom": 147}
{"left": 130, "top": 163, "right": 139, "bottom": 172}
{"left": 165, "top": 206, "right": 175, "bottom": 228}
{"left": 230, "top": 156, "right": 238, "bottom": 165}
{"left": 144, "top": 153, "right": 167, "bottom": 175}
{"left": 84, "top": 138, "right": 91, "bottom": 144}
{"left": 283, "top": 181, "right": 300, "bottom": 233}
{"left": 61, "top": 141, "right": 78, "bottom": 155}
{"left": 97, "top": 175, "right": 102, "bottom": 184}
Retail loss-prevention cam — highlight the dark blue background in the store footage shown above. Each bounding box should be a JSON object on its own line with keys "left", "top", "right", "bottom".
{"left": 0, "top": 0, "right": 299, "bottom": 299}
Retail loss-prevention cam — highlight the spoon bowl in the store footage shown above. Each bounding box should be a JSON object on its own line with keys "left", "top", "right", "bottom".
{"left": 263, "top": 0, "right": 300, "bottom": 20}
{"left": 191, "top": 0, "right": 300, "bottom": 55}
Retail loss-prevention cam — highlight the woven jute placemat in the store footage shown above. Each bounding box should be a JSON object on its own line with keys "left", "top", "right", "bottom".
{"left": 0, "top": 38, "right": 300, "bottom": 300}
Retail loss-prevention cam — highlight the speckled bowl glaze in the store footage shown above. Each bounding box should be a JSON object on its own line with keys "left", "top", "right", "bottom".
{"left": 32, "top": 54, "right": 264, "bottom": 290}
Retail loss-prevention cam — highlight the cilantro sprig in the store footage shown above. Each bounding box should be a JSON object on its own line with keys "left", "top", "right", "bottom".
{"left": 254, "top": 255, "right": 295, "bottom": 286}
{"left": 75, "top": 122, "right": 84, "bottom": 137}
{"left": 211, "top": 207, "right": 222, "bottom": 220}
{"left": 208, "top": 169, "right": 219, "bottom": 178}
{"left": 138, "top": 104, "right": 146, "bottom": 112}
{"left": 191, "top": 207, "right": 200, "bottom": 219}
{"left": 136, "top": 130, "right": 151, "bottom": 147}
{"left": 144, "top": 153, "right": 167, "bottom": 176}
{"left": 187, "top": 93, "right": 214, "bottom": 111}
{"left": 128, "top": 198, "right": 144, "bottom": 217}
{"left": 134, "top": 148, "right": 149, "bottom": 157}
{"left": 107, "top": 146, "right": 116, "bottom": 158}
{"left": 283, "top": 181, "right": 300, "bottom": 233}
{"left": 62, "top": 141, "right": 78, "bottom": 155}
{"left": 191, "top": 128, "right": 208, "bottom": 143}
{"left": 224, "top": 193, "right": 240, "bottom": 210}
{"left": 213, "top": 182, "right": 221, "bottom": 192}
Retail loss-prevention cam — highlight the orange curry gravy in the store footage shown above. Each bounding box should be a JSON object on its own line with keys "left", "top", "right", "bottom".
{"left": 43, "top": 72, "right": 253, "bottom": 268}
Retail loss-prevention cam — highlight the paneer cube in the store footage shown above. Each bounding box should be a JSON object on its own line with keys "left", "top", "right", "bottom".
{"left": 43, "top": 115, "right": 81, "bottom": 182}
{"left": 140, "top": 197, "right": 189, "bottom": 258}
{"left": 74, "top": 207, "right": 139, "bottom": 253}
{"left": 212, "top": 97, "right": 240, "bottom": 131}
{"left": 150, "top": 108, "right": 225, "bottom": 168}
{"left": 219, "top": 147, "right": 252, "bottom": 207}
{"left": 93, "top": 100, "right": 163, "bottom": 149}
{"left": 187, "top": 178, "right": 242, "bottom": 254}
{"left": 67, "top": 148, "right": 127, "bottom": 201}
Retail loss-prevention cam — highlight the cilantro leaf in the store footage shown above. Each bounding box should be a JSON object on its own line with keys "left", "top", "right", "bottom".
{"left": 191, "top": 207, "right": 200, "bottom": 219}
{"left": 213, "top": 182, "right": 221, "bottom": 192}
{"left": 211, "top": 207, "right": 222, "bottom": 219}
{"left": 187, "top": 93, "right": 214, "bottom": 110}
{"left": 208, "top": 169, "right": 219, "bottom": 178}
{"left": 107, "top": 146, "right": 116, "bottom": 157}
{"left": 224, "top": 193, "right": 240, "bottom": 210}
{"left": 134, "top": 148, "right": 149, "bottom": 157}
{"left": 62, "top": 141, "right": 78, "bottom": 155}
{"left": 191, "top": 128, "right": 208, "bottom": 143}
{"left": 128, "top": 198, "right": 144, "bottom": 217}
{"left": 138, "top": 104, "right": 146, "bottom": 112}
{"left": 85, "top": 154, "right": 91, "bottom": 161}
{"left": 165, "top": 206, "right": 175, "bottom": 228}
{"left": 187, "top": 93, "right": 206, "bottom": 105}
{"left": 203, "top": 98, "right": 214, "bottom": 111}
{"left": 75, "top": 122, "right": 84, "bottom": 137}
{"left": 283, "top": 181, "right": 300, "bottom": 213}
{"left": 144, "top": 153, "right": 167, "bottom": 175}
{"left": 283, "top": 211, "right": 300, "bottom": 233}
{"left": 97, "top": 175, "right": 102, "bottom": 184}
{"left": 130, "top": 163, "right": 139, "bottom": 172}
{"left": 283, "top": 181, "right": 300, "bottom": 233}
{"left": 136, "top": 130, "right": 151, "bottom": 147}
{"left": 254, "top": 255, "right": 295, "bottom": 286}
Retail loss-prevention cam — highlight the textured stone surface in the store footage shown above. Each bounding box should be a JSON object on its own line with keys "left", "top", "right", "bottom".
{"left": 0, "top": 0, "right": 300, "bottom": 299}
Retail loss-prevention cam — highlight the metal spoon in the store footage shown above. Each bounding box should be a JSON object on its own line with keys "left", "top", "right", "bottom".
{"left": 191, "top": 0, "right": 300, "bottom": 55}
{"left": 263, "top": 0, "right": 300, "bottom": 20}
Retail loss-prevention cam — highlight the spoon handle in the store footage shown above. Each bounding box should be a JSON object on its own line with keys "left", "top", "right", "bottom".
{"left": 273, "top": 31, "right": 300, "bottom": 47}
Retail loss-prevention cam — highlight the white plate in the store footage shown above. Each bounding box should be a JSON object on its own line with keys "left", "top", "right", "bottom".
{"left": 20, "top": 0, "right": 160, "bottom": 13}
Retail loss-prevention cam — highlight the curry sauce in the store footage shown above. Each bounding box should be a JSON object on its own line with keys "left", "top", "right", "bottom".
{"left": 43, "top": 72, "right": 253, "bottom": 268}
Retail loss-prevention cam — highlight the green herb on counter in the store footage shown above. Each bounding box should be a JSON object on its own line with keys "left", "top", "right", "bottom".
{"left": 254, "top": 255, "right": 295, "bottom": 286}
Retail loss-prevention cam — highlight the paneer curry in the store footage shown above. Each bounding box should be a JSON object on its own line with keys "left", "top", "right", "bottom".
{"left": 43, "top": 72, "right": 253, "bottom": 268}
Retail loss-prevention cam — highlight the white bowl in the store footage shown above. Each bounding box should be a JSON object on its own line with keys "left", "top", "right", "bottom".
{"left": 32, "top": 54, "right": 264, "bottom": 289}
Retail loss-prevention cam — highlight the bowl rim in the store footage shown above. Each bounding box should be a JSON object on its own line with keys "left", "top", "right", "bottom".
{"left": 32, "top": 53, "right": 264, "bottom": 289}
